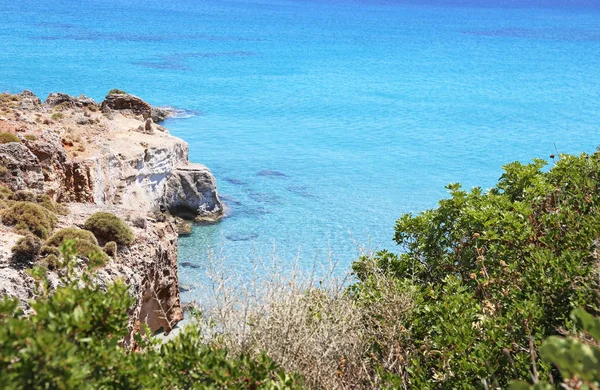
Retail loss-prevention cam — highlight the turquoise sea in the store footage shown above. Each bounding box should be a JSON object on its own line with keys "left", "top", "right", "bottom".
{"left": 1, "top": 0, "right": 600, "bottom": 299}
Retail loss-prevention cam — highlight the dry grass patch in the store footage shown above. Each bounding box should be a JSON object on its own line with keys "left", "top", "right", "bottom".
{"left": 193, "top": 251, "right": 414, "bottom": 389}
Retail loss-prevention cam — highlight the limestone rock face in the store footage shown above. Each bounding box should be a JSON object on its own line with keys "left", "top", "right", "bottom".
{"left": 101, "top": 93, "right": 152, "bottom": 119}
{"left": 163, "top": 163, "right": 224, "bottom": 221}
{"left": 0, "top": 90, "right": 225, "bottom": 334}
{"left": 151, "top": 107, "right": 173, "bottom": 123}
{"left": 64, "top": 204, "right": 183, "bottom": 334}
{"left": 45, "top": 93, "right": 96, "bottom": 108}
{"left": 18, "top": 90, "right": 42, "bottom": 111}
{"left": 0, "top": 142, "right": 44, "bottom": 192}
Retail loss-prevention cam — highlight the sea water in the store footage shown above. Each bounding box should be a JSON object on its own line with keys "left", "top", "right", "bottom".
{"left": 1, "top": 0, "right": 599, "bottom": 300}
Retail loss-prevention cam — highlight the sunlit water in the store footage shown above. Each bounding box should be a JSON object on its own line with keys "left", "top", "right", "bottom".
{"left": 1, "top": 0, "right": 600, "bottom": 302}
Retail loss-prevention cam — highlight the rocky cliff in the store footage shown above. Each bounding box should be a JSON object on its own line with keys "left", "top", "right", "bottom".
{"left": 0, "top": 90, "right": 223, "bottom": 333}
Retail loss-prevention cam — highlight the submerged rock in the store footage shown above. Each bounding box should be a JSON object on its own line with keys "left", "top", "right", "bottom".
{"left": 248, "top": 192, "right": 283, "bottom": 205}
{"left": 256, "top": 169, "right": 287, "bottom": 177}
{"left": 286, "top": 185, "right": 315, "bottom": 198}
{"left": 225, "top": 232, "right": 259, "bottom": 242}
{"left": 180, "top": 261, "right": 201, "bottom": 269}
{"left": 224, "top": 177, "right": 248, "bottom": 186}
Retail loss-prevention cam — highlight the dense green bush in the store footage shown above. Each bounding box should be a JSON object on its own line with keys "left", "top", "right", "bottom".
{"left": 103, "top": 241, "right": 117, "bottom": 257}
{"left": 0, "top": 132, "right": 19, "bottom": 143}
{"left": 108, "top": 89, "right": 127, "bottom": 95}
{"left": 511, "top": 308, "right": 600, "bottom": 389}
{"left": 0, "top": 185, "right": 13, "bottom": 200}
{"left": 0, "top": 242, "right": 302, "bottom": 389}
{"left": 45, "top": 227, "right": 109, "bottom": 265}
{"left": 11, "top": 234, "right": 42, "bottom": 265}
{"left": 9, "top": 191, "right": 68, "bottom": 215}
{"left": 46, "top": 227, "right": 98, "bottom": 247}
{"left": 353, "top": 152, "right": 600, "bottom": 387}
{"left": 84, "top": 212, "right": 135, "bottom": 246}
{"left": 1, "top": 201, "right": 57, "bottom": 238}
{"left": 0, "top": 164, "right": 8, "bottom": 176}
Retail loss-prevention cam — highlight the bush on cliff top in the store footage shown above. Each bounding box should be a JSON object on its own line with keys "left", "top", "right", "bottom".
{"left": 352, "top": 151, "right": 600, "bottom": 388}
{"left": 46, "top": 227, "right": 98, "bottom": 247}
{"left": 0, "top": 186, "right": 13, "bottom": 200}
{"left": 1, "top": 201, "right": 57, "bottom": 239}
{"left": 9, "top": 191, "right": 68, "bottom": 215}
{"left": 0, "top": 241, "right": 302, "bottom": 389}
{"left": 45, "top": 227, "right": 109, "bottom": 265}
{"left": 0, "top": 132, "right": 19, "bottom": 144}
{"left": 11, "top": 234, "right": 42, "bottom": 265}
{"left": 84, "top": 212, "right": 134, "bottom": 246}
{"left": 108, "top": 88, "right": 127, "bottom": 95}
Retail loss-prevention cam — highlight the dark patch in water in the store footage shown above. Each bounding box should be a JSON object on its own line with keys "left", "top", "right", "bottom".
{"left": 248, "top": 192, "right": 283, "bottom": 205}
{"left": 226, "top": 232, "right": 259, "bottom": 242}
{"left": 132, "top": 61, "right": 190, "bottom": 71}
{"left": 33, "top": 22, "right": 79, "bottom": 30}
{"left": 239, "top": 206, "right": 271, "bottom": 216}
{"left": 224, "top": 178, "right": 248, "bottom": 186}
{"left": 257, "top": 169, "right": 287, "bottom": 177}
{"left": 133, "top": 51, "right": 256, "bottom": 71}
{"left": 220, "top": 194, "right": 243, "bottom": 206}
{"left": 286, "top": 185, "right": 315, "bottom": 198}
{"left": 32, "top": 30, "right": 263, "bottom": 43}
{"left": 179, "top": 284, "right": 193, "bottom": 293}
{"left": 180, "top": 262, "right": 201, "bottom": 269}
{"left": 462, "top": 28, "right": 600, "bottom": 42}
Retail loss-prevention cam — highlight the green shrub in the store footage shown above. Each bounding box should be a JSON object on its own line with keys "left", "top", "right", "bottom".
{"left": 39, "top": 245, "right": 60, "bottom": 258}
{"left": 0, "top": 164, "right": 8, "bottom": 177}
{"left": 11, "top": 234, "right": 42, "bottom": 265}
{"left": 40, "top": 254, "right": 60, "bottom": 270}
{"left": 352, "top": 151, "right": 600, "bottom": 387}
{"left": 0, "top": 242, "right": 302, "bottom": 389}
{"left": 0, "top": 186, "right": 13, "bottom": 200}
{"left": 24, "top": 134, "right": 37, "bottom": 141}
{"left": 51, "top": 113, "right": 63, "bottom": 120}
{"left": 103, "top": 241, "right": 117, "bottom": 257}
{"left": 511, "top": 308, "right": 600, "bottom": 389}
{"left": 46, "top": 227, "right": 98, "bottom": 247}
{"left": 108, "top": 89, "right": 127, "bottom": 95}
{"left": 8, "top": 192, "right": 67, "bottom": 215}
{"left": 35, "top": 194, "right": 69, "bottom": 215}
{"left": 0, "top": 132, "right": 19, "bottom": 144}
{"left": 1, "top": 201, "right": 57, "bottom": 238}
{"left": 9, "top": 190, "right": 35, "bottom": 202}
{"left": 45, "top": 227, "right": 108, "bottom": 264}
{"left": 84, "top": 212, "right": 134, "bottom": 246}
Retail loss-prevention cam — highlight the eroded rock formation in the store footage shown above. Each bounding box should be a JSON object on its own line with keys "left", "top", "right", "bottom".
{"left": 0, "top": 90, "right": 223, "bottom": 333}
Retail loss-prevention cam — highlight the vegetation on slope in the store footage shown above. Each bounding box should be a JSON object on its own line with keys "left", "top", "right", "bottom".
{"left": 0, "top": 242, "right": 302, "bottom": 389}
{"left": 84, "top": 212, "right": 135, "bottom": 246}
{"left": 352, "top": 152, "right": 600, "bottom": 387}
{"left": 2, "top": 150, "right": 600, "bottom": 388}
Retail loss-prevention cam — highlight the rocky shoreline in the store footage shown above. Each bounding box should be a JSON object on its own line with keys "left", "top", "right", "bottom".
{"left": 0, "top": 90, "right": 223, "bottom": 334}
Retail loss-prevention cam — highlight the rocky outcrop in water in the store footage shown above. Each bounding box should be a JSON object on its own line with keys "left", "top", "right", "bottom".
{"left": 0, "top": 90, "right": 223, "bottom": 334}
{"left": 163, "top": 164, "right": 224, "bottom": 222}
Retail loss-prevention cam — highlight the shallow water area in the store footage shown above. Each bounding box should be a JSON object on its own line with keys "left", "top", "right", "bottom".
{"left": 1, "top": 0, "right": 600, "bottom": 303}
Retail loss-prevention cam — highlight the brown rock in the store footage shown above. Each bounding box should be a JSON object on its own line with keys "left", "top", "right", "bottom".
{"left": 101, "top": 93, "right": 152, "bottom": 119}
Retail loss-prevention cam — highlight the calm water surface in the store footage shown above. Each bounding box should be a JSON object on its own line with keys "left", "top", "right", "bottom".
{"left": 1, "top": 0, "right": 599, "bottom": 300}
